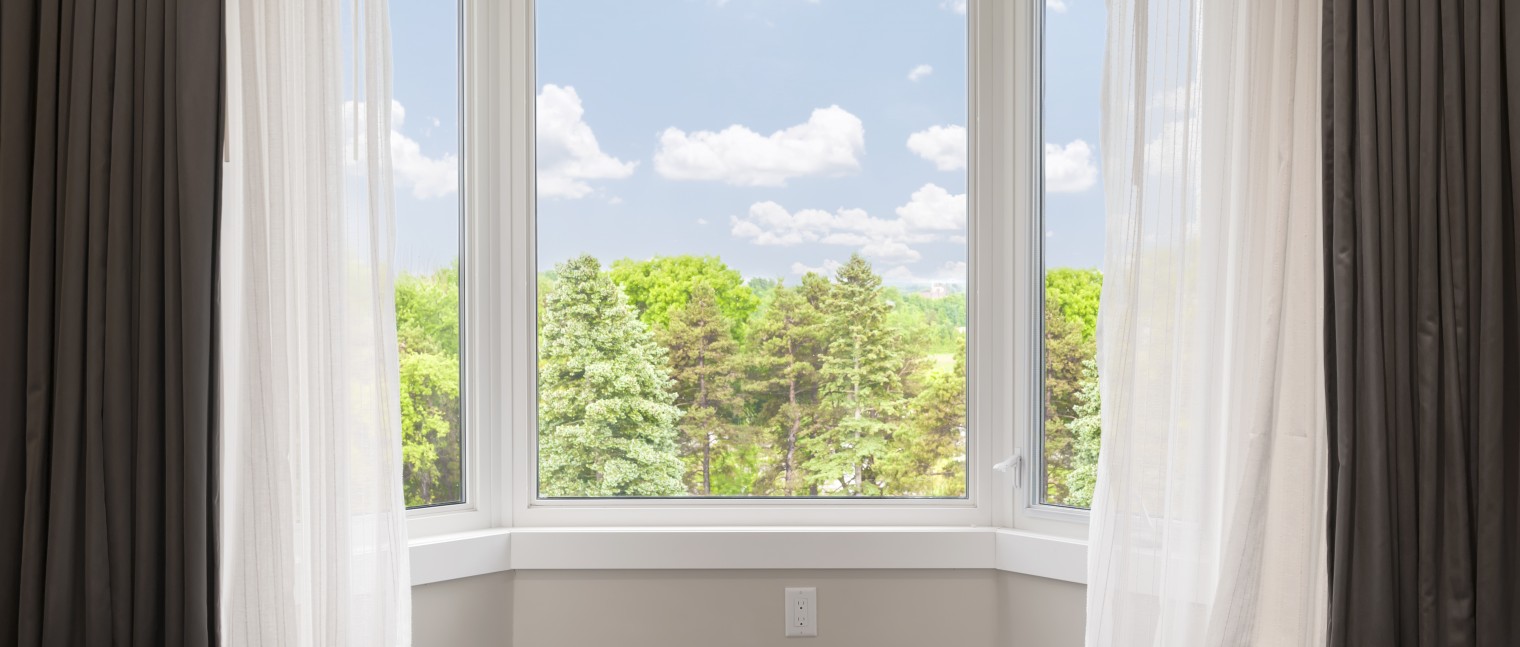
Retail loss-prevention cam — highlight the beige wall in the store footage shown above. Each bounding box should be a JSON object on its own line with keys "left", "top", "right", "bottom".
{"left": 411, "top": 569, "right": 1085, "bottom": 647}
{"left": 997, "top": 571, "right": 1087, "bottom": 646}
{"left": 413, "top": 571, "right": 514, "bottom": 647}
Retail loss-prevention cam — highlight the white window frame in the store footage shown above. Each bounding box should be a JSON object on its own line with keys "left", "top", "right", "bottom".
{"left": 407, "top": 0, "right": 1089, "bottom": 554}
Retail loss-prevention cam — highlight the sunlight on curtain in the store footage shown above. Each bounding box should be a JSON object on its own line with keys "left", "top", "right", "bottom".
{"left": 1085, "top": 0, "right": 1326, "bottom": 644}
{"left": 220, "top": 0, "right": 412, "bottom": 644}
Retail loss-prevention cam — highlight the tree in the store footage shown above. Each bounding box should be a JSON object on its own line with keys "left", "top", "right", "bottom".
{"left": 610, "top": 255, "right": 760, "bottom": 338}
{"left": 1041, "top": 268, "right": 1102, "bottom": 505}
{"left": 537, "top": 255, "right": 686, "bottom": 496}
{"left": 660, "top": 283, "right": 742, "bottom": 495}
{"left": 396, "top": 263, "right": 462, "bottom": 506}
{"left": 879, "top": 334, "right": 967, "bottom": 496}
{"left": 745, "top": 281, "right": 826, "bottom": 496}
{"left": 1042, "top": 308, "right": 1090, "bottom": 503}
{"left": 1045, "top": 268, "right": 1103, "bottom": 340}
{"left": 1063, "top": 360, "right": 1102, "bottom": 507}
{"left": 805, "top": 255, "right": 905, "bottom": 495}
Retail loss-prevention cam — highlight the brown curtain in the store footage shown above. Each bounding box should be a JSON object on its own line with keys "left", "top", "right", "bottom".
{"left": 1323, "top": 0, "right": 1520, "bottom": 645}
{"left": 0, "top": 0, "right": 223, "bottom": 645}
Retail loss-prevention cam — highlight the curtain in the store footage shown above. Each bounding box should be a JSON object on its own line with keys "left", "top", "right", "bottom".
{"left": 219, "top": 0, "right": 411, "bottom": 644}
{"left": 0, "top": 1, "right": 223, "bottom": 645}
{"left": 1322, "top": 1, "right": 1520, "bottom": 644}
{"left": 1085, "top": 0, "right": 1327, "bottom": 644}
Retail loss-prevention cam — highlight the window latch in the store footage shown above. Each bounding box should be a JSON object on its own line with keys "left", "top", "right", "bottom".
{"left": 993, "top": 449, "right": 1024, "bottom": 489}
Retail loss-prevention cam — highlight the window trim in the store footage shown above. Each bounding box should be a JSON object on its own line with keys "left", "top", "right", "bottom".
{"left": 407, "top": 0, "right": 1090, "bottom": 541}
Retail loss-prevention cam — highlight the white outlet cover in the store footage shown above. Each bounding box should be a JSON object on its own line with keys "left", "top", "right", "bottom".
{"left": 785, "top": 587, "right": 817, "bottom": 637}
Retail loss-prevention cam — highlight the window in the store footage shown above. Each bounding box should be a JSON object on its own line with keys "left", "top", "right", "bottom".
{"left": 388, "top": 0, "right": 464, "bottom": 509}
{"left": 1039, "top": 1, "right": 1105, "bottom": 509}
{"left": 386, "top": 0, "right": 1042, "bottom": 532}
{"left": 533, "top": 1, "right": 970, "bottom": 499}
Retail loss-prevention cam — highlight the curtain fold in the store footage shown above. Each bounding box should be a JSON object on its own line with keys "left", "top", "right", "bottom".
{"left": 1322, "top": 1, "right": 1520, "bottom": 645}
{"left": 219, "top": 0, "right": 411, "bottom": 644}
{"left": 0, "top": 0, "right": 224, "bottom": 645}
{"left": 1085, "top": 0, "right": 1327, "bottom": 644}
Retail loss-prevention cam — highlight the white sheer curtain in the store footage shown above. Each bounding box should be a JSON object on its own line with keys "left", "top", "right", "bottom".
{"left": 220, "top": 0, "right": 412, "bottom": 645}
{"left": 1085, "top": 0, "right": 1326, "bottom": 645}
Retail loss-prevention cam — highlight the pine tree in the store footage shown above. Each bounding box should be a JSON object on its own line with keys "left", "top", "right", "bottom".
{"left": 660, "top": 283, "right": 741, "bottom": 495}
{"left": 746, "top": 281, "right": 826, "bottom": 496}
{"left": 805, "top": 255, "right": 904, "bottom": 495}
{"left": 880, "top": 334, "right": 966, "bottom": 496}
{"left": 1063, "top": 360, "right": 1102, "bottom": 507}
{"left": 537, "top": 255, "right": 686, "bottom": 496}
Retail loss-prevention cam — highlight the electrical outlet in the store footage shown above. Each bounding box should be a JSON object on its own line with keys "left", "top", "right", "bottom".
{"left": 784, "top": 587, "right": 817, "bottom": 637}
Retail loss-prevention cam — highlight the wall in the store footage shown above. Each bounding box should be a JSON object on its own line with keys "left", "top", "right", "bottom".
{"left": 413, "top": 571, "right": 514, "bottom": 647}
{"left": 411, "top": 569, "right": 1085, "bottom": 647}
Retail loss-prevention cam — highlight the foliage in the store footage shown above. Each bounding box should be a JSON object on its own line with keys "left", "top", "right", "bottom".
{"left": 806, "top": 255, "right": 907, "bottom": 496}
{"left": 537, "top": 255, "right": 686, "bottom": 496}
{"left": 396, "top": 263, "right": 462, "bottom": 507}
{"left": 1045, "top": 267, "right": 1103, "bottom": 340}
{"left": 1063, "top": 360, "right": 1102, "bottom": 508}
{"left": 397, "top": 255, "right": 1103, "bottom": 504}
{"left": 610, "top": 255, "right": 760, "bottom": 338}
{"left": 744, "top": 280, "right": 827, "bottom": 495}
{"left": 660, "top": 283, "right": 743, "bottom": 495}
{"left": 1041, "top": 268, "right": 1103, "bottom": 507}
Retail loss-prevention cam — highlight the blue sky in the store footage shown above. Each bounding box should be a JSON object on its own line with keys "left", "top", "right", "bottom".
{"left": 383, "top": 0, "right": 1106, "bottom": 281}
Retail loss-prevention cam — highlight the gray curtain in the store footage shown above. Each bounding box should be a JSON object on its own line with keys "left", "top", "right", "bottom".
{"left": 0, "top": 0, "right": 223, "bottom": 645}
{"left": 1323, "top": 1, "right": 1520, "bottom": 645}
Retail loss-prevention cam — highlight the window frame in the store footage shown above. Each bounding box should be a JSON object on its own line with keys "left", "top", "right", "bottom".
{"left": 407, "top": 0, "right": 1088, "bottom": 539}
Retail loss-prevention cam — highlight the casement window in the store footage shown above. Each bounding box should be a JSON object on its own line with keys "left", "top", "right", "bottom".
{"left": 1037, "top": 0, "right": 1105, "bottom": 513}
{"left": 397, "top": 0, "right": 1095, "bottom": 553}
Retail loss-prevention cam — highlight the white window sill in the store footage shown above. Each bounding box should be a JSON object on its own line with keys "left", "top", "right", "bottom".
{"left": 409, "top": 527, "right": 1087, "bottom": 587}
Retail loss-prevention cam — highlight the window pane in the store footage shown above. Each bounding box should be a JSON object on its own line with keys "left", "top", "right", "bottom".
{"left": 390, "top": 1, "right": 463, "bottom": 508}
{"left": 1041, "top": 1, "right": 1105, "bottom": 508}
{"left": 535, "top": 1, "right": 968, "bottom": 498}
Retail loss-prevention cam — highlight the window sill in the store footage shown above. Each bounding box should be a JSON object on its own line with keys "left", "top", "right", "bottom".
{"left": 409, "top": 527, "right": 1087, "bottom": 587}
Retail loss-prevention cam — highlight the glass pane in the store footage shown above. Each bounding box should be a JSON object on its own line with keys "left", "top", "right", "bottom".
{"left": 390, "top": 1, "right": 464, "bottom": 508}
{"left": 535, "top": 1, "right": 968, "bottom": 498}
{"left": 1041, "top": 0, "right": 1105, "bottom": 508}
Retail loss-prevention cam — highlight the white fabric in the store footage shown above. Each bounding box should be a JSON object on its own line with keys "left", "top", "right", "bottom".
{"left": 220, "top": 0, "right": 412, "bottom": 644}
{"left": 1085, "top": 0, "right": 1326, "bottom": 645}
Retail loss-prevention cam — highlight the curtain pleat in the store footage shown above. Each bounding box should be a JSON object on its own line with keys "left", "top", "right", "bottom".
{"left": 219, "top": 0, "right": 412, "bottom": 644}
{"left": 1086, "top": 0, "right": 1328, "bottom": 644}
{"left": 0, "top": 1, "right": 224, "bottom": 645}
{"left": 1323, "top": 1, "right": 1520, "bottom": 645}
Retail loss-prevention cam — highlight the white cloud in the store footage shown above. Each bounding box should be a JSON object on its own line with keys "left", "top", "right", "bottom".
{"left": 883, "top": 260, "right": 968, "bottom": 285}
{"left": 730, "top": 183, "right": 964, "bottom": 263}
{"left": 696, "top": 218, "right": 709, "bottom": 225}
{"left": 653, "top": 106, "right": 864, "bottom": 186}
{"left": 537, "top": 84, "right": 638, "bottom": 199}
{"left": 1048, "top": 0, "right": 1068, "bottom": 13}
{"left": 906, "top": 125, "right": 966, "bottom": 171}
{"left": 343, "top": 100, "right": 459, "bottom": 199}
{"left": 895, "top": 183, "right": 966, "bottom": 231}
{"left": 940, "top": 0, "right": 967, "bottom": 15}
{"left": 908, "top": 64, "right": 934, "bottom": 82}
{"left": 791, "top": 259, "right": 842, "bottom": 276}
{"left": 1044, "top": 140, "right": 1097, "bottom": 193}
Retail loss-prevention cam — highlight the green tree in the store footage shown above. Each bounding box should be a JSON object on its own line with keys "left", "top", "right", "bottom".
{"left": 610, "top": 255, "right": 760, "bottom": 338}
{"left": 538, "top": 255, "right": 686, "bottom": 496}
{"left": 805, "top": 255, "right": 905, "bottom": 495}
{"left": 396, "top": 263, "right": 462, "bottom": 507}
{"left": 1045, "top": 268, "right": 1103, "bottom": 340}
{"left": 745, "top": 281, "right": 826, "bottom": 495}
{"left": 1063, "top": 360, "right": 1102, "bottom": 507}
{"left": 660, "top": 283, "right": 742, "bottom": 495}
{"left": 1041, "top": 268, "right": 1102, "bottom": 505}
{"left": 880, "top": 335, "right": 967, "bottom": 496}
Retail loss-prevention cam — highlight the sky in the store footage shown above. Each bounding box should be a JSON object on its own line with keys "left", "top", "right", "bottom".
{"left": 382, "top": 0, "right": 1107, "bottom": 282}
